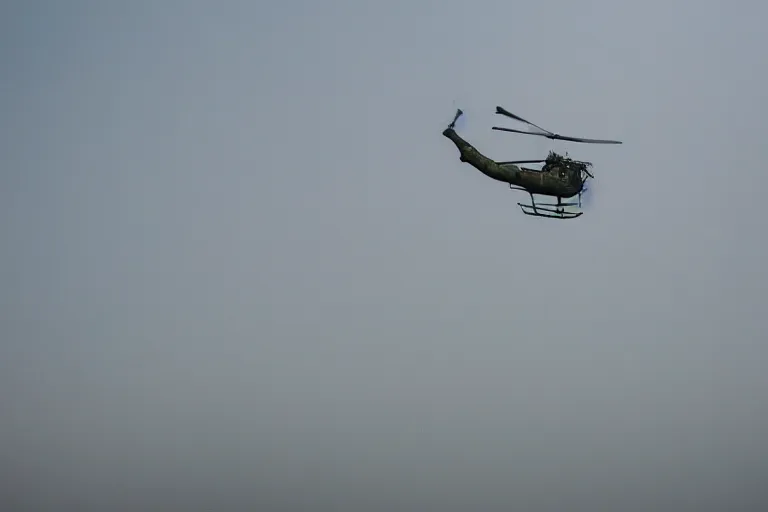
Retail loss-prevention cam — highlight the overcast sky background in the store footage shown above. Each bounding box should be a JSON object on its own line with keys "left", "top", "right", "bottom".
{"left": 2, "top": 0, "right": 767, "bottom": 510}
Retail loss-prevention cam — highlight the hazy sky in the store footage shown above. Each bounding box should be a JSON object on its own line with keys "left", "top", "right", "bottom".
{"left": 2, "top": 0, "right": 767, "bottom": 510}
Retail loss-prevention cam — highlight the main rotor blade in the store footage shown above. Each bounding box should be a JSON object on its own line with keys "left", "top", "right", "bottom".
{"left": 492, "top": 126, "right": 622, "bottom": 144}
{"left": 547, "top": 134, "right": 623, "bottom": 144}
{"left": 495, "top": 105, "right": 623, "bottom": 144}
{"left": 495, "top": 106, "right": 552, "bottom": 135}
{"left": 492, "top": 126, "right": 552, "bottom": 137}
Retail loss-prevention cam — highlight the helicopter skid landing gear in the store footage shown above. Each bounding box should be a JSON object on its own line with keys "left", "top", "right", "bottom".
{"left": 518, "top": 203, "right": 582, "bottom": 219}
{"left": 518, "top": 193, "right": 582, "bottom": 219}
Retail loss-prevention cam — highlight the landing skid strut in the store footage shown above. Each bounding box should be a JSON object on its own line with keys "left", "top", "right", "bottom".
{"left": 515, "top": 190, "right": 583, "bottom": 219}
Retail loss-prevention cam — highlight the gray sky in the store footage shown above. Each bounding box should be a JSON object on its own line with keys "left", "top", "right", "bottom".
{"left": 2, "top": 0, "right": 767, "bottom": 510}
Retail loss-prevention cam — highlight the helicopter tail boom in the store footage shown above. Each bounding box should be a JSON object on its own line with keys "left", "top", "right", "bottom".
{"left": 443, "top": 110, "right": 521, "bottom": 184}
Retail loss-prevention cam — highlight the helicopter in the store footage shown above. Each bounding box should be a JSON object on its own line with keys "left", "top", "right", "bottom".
{"left": 442, "top": 106, "right": 622, "bottom": 219}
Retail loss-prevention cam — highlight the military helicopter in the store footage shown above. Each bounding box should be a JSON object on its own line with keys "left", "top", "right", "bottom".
{"left": 442, "top": 106, "right": 622, "bottom": 219}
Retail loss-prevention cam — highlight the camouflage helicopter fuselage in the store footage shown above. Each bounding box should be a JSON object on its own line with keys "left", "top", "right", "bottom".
{"left": 441, "top": 106, "right": 619, "bottom": 219}
{"left": 442, "top": 124, "right": 586, "bottom": 199}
